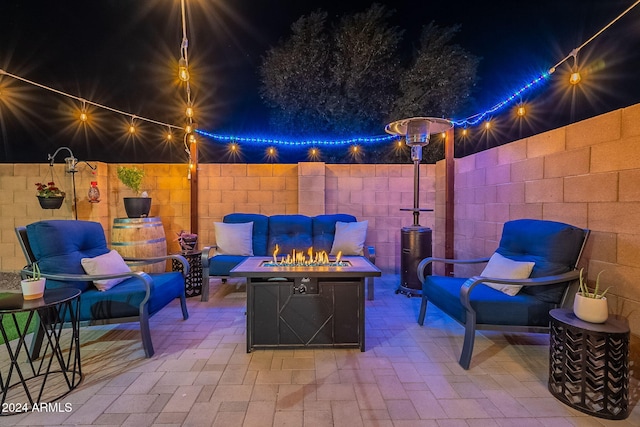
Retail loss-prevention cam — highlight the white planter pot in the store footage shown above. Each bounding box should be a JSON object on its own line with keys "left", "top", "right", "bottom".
{"left": 573, "top": 292, "right": 608, "bottom": 323}
{"left": 21, "top": 278, "right": 46, "bottom": 300}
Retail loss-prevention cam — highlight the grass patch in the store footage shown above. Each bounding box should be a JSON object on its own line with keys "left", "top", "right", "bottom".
{"left": 1, "top": 311, "right": 37, "bottom": 345}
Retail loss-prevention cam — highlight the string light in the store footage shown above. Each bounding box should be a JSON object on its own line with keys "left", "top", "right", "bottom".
{"left": 0, "top": 0, "right": 637, "bottom": 154}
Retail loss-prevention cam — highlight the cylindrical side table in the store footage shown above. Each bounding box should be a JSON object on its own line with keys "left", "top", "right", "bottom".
{"left": 172, "top": 250, "right": 203, "bottom": 297}
{"left": 548, "top": 308, "right": 629, "bottom": 420}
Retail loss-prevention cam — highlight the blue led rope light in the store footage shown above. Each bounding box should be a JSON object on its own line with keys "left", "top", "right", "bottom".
{"left": 452, "top": 71, "right": 551, "bottom": 127}
{"left": 196, "top": 129, "right": 398, "bottom": 146}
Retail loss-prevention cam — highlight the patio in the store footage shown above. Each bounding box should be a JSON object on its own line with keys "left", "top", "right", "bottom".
{"left": 3, "top": 274, "right": 638, "bottom": 426}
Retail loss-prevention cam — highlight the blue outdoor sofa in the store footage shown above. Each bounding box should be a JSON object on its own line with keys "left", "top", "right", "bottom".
{"left": 201, "top": 213, "right": 376, "bottom": 301}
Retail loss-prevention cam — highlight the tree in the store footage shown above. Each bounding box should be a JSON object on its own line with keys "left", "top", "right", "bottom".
{"left": 391, "top": 22, "right": 480, "bottom": 121}
{"left": 259, "top": 4, "right": 480, "bottom": 161}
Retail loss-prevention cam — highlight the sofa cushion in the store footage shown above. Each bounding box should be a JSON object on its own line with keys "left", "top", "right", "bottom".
{"left": 312, "top": 214, "right": 357, "bottom": 252}
{"left": 496, "top": 219, "right": 585, "bottom": 303}
{"left": 209, "top": 254, "right": 249, "bottom": 276}
{"left": 480, "top": 252, "right": 534, "bottom": 296}
{"left": 223, "top": 213, "right": 269, "bottom": 256}
{"left": 26, "top": 220, "right": 110, "bottom": 292}
{"left": 214, "top": 221, "right": 254, "bottom": 255}
{"left": 81, "top": 249, "right": 132, "bottom": 291}
{"left": 330, "top": 220, "right": 368, "bottom": 256}
{"left": 76, "top": 271, "right": 184, "bottom": 321}
{"left": 424, "top": 276, "right": 555, "bottom": 326}
{"left": 267, "top": 215, "right": 313, "bottom": 255}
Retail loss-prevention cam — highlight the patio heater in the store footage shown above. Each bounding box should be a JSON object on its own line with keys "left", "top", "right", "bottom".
{"left": 385, "top": 117, "right": 453, "bottom": 296}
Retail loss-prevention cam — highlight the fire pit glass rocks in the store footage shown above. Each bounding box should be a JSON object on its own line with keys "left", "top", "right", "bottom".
{"left": 261, "top": 244, "right": 348, "bottom": 267}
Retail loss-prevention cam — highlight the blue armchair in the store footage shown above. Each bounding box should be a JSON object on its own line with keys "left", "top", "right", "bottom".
{"left": 417, "top": 219, "right": 589, "bottom": 369}
{"left": 16, "top": 220, "right": 189, "bottom": 358}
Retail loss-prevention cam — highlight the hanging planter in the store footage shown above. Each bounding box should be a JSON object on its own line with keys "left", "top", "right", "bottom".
{"left": 35, "top": 181, "right": 66, "bottom": 209}
{"left": 37, "top": 195, "right": 65, "bottom": 209}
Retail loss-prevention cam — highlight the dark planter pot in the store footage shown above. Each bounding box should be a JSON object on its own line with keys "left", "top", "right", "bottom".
{"left": 37, "top": 196, "right": 65, "bottom": 209}
{"left": 123, "top": 197, "right": 152, "bottom": 218}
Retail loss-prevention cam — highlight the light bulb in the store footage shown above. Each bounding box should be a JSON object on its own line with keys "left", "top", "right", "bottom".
{"left": 484, "top": 121, "right": 491, "bottom": 130}
{"left": 166, "top": 132, "right": 173, "bottom": 141}
{"left": 185, "top": 124, "right": 193, "bottom": 134}
{"left": 129, "top": 125, "right": 136, "bottom": 134}
{"left": 185, "top": 106, "right": 194, "bottom": 118}
{"left": 462, "top": 129, "right": 469, "bottom": 136}
{"left": 79, "top": 112, "right": 88, "bottom": 122}
{"left": 178, "top": 58, "right": 189, "bottom": 82}
{"left": 517, "top": 106, "right": 526, "bottom": 117}
{"left": 188, "top": 134, "right": 196, "bottom": 144}
{"left": 570, "top": 71, "right": 581, "bottom": 85}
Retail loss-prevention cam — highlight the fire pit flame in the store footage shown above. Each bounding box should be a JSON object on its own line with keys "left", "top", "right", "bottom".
{"left": 264, "top": 246, "right": 347, "bottom": 267}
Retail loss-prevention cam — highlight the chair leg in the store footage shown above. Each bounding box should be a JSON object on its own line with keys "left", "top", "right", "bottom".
{"left": 139, "top": 308, "right": 154, "bottom": 358}
{"left": 367, "top": 277, "right": 374, "bottom": 301}
{"left": 459, "top": 311, "right": 477, "bottom": 370}
{"left": 180, "top": 294, "right": 189, "bottom": 320}
{"left": 417, "top": 294, "right": 428, "bottom": 325}
{"left": 29, "top": 316, "right": 44, "bottom": 361}
{"left": 200, "top": 266, "right": 210, "bottom": 302}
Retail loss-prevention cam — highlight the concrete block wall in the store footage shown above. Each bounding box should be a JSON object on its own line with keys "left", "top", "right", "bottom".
{"left": 435, "top": 103, "right": 640, "bottom": 362}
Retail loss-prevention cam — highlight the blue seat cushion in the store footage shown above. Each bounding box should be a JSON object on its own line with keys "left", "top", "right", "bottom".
{"left": 26, "top": 220, "right": 110, "bottom": 292}
{"left": 424, "top": 276, "right": 555, "bottom": 327}
{"left": 312, "top": 214, "right": 357, "bottom": 252}
{"left": 223, "top": 213, "right": 269, "bottom": 256}
{"left": 267, "top": 215, "right": 313, "bottom": 255}
{"left": 209, "top": 255, "right": 248, "bottom": 276}
{"left": 73, "top": 272, "right": 184, "bottom": 321}
{"left": 496, "top": 219, "right": 585, "bottom": 303}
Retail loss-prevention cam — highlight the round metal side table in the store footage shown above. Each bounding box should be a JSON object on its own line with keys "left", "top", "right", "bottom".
{"left": 0, "top": 288, "right": 82, "bottom": 416}
{"left": 548, "top": 308, "right": 629, "bottom": 420}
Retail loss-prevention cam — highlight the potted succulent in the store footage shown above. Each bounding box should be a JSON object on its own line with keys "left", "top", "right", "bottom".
{"left": 117, "top": 166, "right": 151, "bottom": 218}
{"left": 35, "top": 181, "right": 66, "bottom": 209}
{"left": 21, "top": 263, "right": 46, "bottom": 300}
{"left": 573, "top": 268, "right": 610, "bottom": 323}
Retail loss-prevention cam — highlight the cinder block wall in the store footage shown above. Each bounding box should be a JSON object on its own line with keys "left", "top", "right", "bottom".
{"left": 434, "top": 103, "right": 640, "bottom": 366}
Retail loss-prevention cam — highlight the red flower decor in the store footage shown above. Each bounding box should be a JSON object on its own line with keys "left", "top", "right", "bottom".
{"left": 35, "top": 181, "right": 65, "bottom": 198}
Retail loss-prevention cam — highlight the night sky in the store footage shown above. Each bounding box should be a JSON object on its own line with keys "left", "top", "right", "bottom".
{"left": 1, "top": 0, "right": 639, "bottom": 163}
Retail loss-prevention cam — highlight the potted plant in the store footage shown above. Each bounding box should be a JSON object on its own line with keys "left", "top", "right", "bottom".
{"left": 35, "top": 181, "right": 66, "bottom": 209}
{"left": 117, "top": 166, "right": 151, "bottom": 218}
{"left": 21, "top": 263, "right": 46, "bottom": 300}
{"left": 176, "top": 230, "right": 198, "bottom": 252}
{"left": 573, "top": 268, "right": 610, "bottom": 323}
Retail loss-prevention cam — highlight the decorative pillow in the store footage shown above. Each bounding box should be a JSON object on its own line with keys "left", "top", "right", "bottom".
{"left": 214, "top": 221, "right": 254, "bottom": 255}
{"left": 81, "top": 250, "right": 132, "bottom": 291}
{"left": 481, "top": 252, "right": 535, "bottom": 296}
{"left": 330, "top": 221, "right": 368, "bottom": 256}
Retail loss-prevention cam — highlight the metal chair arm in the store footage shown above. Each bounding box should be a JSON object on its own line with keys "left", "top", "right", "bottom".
{"left": 459, "top": 270, "right": 581, "bottom": 311}
{"left": 417, "top": 256, "right": 491, "bottom": 282}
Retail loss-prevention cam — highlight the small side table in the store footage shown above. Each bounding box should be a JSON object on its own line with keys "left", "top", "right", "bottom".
{"left": 548, "top": 308, "right": 629, "bottom": 420}
{"left": 172, "top": 250, "right": 203, "bottom": 298}
{"left": 0, "top": 288, "right": 82, "bottom": 416}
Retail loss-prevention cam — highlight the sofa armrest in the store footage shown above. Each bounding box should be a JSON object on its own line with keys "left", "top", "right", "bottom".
{"left": 417, "top": 257, "right": 491, "bottom": 283}
{"left": 123, "top": 254, "right": 190, "bottom": 277}
{"left": 366, "top": 246, "right": 375, "bottom": 265}
{"left": 459, "top": 270, "right": 581, "bottom": 312}
{"left": 21, "top": 268, "right": 153, "bottom": 302}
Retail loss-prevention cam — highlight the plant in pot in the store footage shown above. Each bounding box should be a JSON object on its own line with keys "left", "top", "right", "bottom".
{"left": 21, "top": 263, "right": 46, "bottom": 300}
{"left": 117, "top": 166, "right": 151, "bottom": 218}
{"left": 573, "top": 268, "right": 610, "bottom": 323}
{"left": 35, "top": 181, "right": 66, "bottom": 209}
{"left": 176, "top": 230, "right": 198, "bottom": 252}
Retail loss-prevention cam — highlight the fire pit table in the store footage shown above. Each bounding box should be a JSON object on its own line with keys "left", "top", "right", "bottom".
{"left": 230, "top": 256, "right": 381, "bottom": 352}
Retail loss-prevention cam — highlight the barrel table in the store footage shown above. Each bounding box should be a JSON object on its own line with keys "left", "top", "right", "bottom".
{"left": 111, "top": 217, "right": 167, "bottom": 273}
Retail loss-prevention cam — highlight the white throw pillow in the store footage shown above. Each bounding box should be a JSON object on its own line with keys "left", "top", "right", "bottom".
{"left": 330, "top": 221, "right": 368, "bottom": 256}
{"left": 81, "top": 250, "right": 132, "bottom": 291}
{"left": 214, "top": 221, "right": 254, "bottom": 255}
{"left": 480, "top": 252, "right": 535, "bottom": 296}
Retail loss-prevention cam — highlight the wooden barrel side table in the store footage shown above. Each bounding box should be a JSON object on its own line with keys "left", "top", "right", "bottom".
{"left": 548, "top": 308, "right": 629, "bottom": 420}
